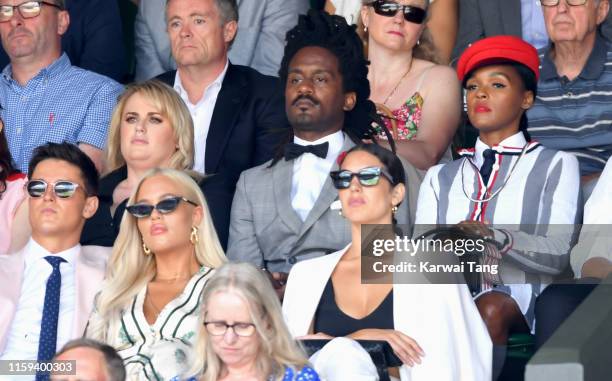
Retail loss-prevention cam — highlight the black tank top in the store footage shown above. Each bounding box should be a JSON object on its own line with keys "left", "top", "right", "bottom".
{"left": 313, "top": 278, "right": 394, "bottom": 336}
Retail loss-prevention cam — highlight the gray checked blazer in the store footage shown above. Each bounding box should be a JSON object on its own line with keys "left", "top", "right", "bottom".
{"left": 226, "top": 136, "right": 422, "bottom": 273}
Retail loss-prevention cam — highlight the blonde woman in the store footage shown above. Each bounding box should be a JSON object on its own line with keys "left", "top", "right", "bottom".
{"left": 190, "top": 263, "right": 319, "bottom": 381}
{"left": 362, "top": 0, "right": 461, "bottom": 170}
{"left": 87, "top": 168, "right": 226, "bottom": 381}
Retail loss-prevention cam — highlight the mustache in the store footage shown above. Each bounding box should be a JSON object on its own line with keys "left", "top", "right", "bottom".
{"left": 292, "top": 95, "right": 319, "bottom": 106}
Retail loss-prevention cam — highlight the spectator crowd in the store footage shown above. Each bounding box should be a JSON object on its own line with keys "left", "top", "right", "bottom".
{"left": 0, "top": 1, "right": 611, "bottom": 380}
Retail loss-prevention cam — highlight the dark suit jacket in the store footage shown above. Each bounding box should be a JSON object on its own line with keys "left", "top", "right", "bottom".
{"left": 156, "top": 63, "right": 289, "bottom": 248}
{"left": 452, "top": 0, "right": 522, "bottom": 63}
{"left": 0, "top": 0, "right": 126, "bottom": 82}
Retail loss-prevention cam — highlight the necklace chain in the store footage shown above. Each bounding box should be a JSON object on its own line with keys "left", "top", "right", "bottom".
{"left": 461, "top": 143, "right": 530, "bottom": 204}
{"left": 146, "top": 289, "right": 163, "bottom": 317}
{"left": 382, "top": 59, "right": 413, "bottom": 106}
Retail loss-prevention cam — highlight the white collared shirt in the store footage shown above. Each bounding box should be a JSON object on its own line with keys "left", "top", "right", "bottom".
{"left": 473, "top": 132, "right": 527, "bottom": 170}
{"left": 174, "top": 60, "right": 229, "bottom": 173}
{"left": 291, "top": 131, "right": 345, "bottom": 221}
{"left": 0, "top": 239, "right": 77, "bottom": 362}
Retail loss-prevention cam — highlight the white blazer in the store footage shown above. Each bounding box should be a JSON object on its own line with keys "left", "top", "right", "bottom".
{"left": 282, "top": 245, "right": 492, "bottom": 381}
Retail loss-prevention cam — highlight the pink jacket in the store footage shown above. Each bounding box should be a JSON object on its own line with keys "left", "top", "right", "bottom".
{"left": 0, "top": 174, "right": 27, "bottom": 254}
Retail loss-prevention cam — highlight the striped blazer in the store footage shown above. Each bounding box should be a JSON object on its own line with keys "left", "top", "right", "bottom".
{"left": 415, "top": 133, "right": 582, "bottom": 312}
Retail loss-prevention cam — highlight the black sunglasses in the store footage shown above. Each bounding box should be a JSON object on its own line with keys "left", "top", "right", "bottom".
{"left": 330, "top": 166, "right": 394, "bottom": 189}
{"left": 26, "top": 180, "right": 84, "bottom": 198}
{"left": 370, "top": 0, "right": 427, "bottom": 24}
{"left": 126, "top": 196, "right": 198, "bottom": 218}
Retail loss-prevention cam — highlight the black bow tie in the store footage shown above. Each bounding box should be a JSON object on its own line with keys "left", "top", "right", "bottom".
{"left": 283, "top": 142, "right": 329, "bottom": 161}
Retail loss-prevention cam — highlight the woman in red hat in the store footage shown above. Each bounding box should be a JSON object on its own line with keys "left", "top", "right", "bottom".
{"left": 414, "top": 35, "right": 581, "bottom": 378}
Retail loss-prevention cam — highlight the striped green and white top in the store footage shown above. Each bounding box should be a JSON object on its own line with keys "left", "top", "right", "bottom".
{"left": 112, "top": 267, "right": 214, "bottom": 381}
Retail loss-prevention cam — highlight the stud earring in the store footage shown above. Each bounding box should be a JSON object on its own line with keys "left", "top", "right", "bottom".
{"left": 392, "top": 206, "right": 398, "bottom": 214}
{"left": 364, "top": 25, "right": 368, "bottom": 32}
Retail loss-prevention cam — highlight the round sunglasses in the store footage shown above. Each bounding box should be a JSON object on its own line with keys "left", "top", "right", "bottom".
{"left": 369, "top": 0, "right": 427, "bottom": 25}
{"left": 26, "top": 179, "right": 83, "bottom": 198}
{"left": 126, "top": 196, "right": 198, "bottom": 218}
{"left": 330, "top": 166, "right": 394, "bottom": 189}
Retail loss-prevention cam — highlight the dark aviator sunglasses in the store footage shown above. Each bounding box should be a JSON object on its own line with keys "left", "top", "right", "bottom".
{"left": 369, "top": 0, "right": 427, "bottom": 25}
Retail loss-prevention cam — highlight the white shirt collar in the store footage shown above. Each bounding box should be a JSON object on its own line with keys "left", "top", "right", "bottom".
{"left": 173, "top": 59, "right": 229, "bottom": 107}
{"left": 474, "top": 132, "right": 527, "bottom": 168}
{"left": 293, "top": 130, "right": 345, "bottom": 161}
{"left": 24, "top": 238, "right": 79, "bottom": 268}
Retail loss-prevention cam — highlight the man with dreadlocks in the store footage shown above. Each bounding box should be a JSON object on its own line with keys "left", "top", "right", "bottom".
{"left": 227, "top": 10, "right": 421, "bottom": 297}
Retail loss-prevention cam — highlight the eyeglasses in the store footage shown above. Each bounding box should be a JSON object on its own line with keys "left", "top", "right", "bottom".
{"left": 0, "top": 1, "right": 62, "bottom": 23}
{"left": 26, "top": 180, "right": 84, "bottom": 198}
{"left": 369, "top": 0, "right": 427, "bottom": 24}
{"left": 541, "top": 0, "right": 588, "bottom": 6}
{"left": 126, "top": 196, "right": 198, "bottom": 218}
{"left": 330, "top": 166, "right": 394, "bottom": 189}
{"left": 204, "top": 321, "right": 256, "bottom": 337}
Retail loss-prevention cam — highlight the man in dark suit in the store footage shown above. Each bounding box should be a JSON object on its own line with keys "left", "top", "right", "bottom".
{"left": 0, "top": 0, "right": 126, "bottom": 82}
{"left": 156, "top": 0, "right": 287, "bottom": 248}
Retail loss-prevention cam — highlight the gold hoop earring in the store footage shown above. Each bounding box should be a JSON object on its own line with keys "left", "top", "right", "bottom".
{"left": 142, "top": 242, "right": 151, "bottom": 255}
{"left": 190, "top": 226, "right": 199, "bottom": 245}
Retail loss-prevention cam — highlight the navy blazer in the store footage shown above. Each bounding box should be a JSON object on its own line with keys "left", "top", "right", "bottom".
{"left": 0, "top": 0, "right": 126, "bottom": 82}
{"left": 156, "top": 63, "right": 289, "bottom": 248}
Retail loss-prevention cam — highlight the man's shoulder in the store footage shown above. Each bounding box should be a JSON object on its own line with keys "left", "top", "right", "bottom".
{"left": 239, "top": 159, "right": 277, "bottom": 182}
{"left": 80, "top": 245, "right": 112, "bottom": 270}
{"left": 62, "top": 65, "right": 123, "bottom": 89}
{"left": 225, "top": 63, "right": 280, "bottom": 91}
{"left": 155, "top": 70, "right": 177, "bottom": 86}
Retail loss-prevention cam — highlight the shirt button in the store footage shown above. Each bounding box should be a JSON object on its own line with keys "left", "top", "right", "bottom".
{"left": 16, "top": 128, "right": 21, "bottom": 134}
{"left": 566, "top": 92, "right": 573, "bottom": 97}
{"left": 20, "top": 96, "right": 26, "bottom": 101}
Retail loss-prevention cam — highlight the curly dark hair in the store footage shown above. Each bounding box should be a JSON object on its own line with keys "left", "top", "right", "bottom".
{"left": 271, "top": 10, "right": 395, "bottom": 166}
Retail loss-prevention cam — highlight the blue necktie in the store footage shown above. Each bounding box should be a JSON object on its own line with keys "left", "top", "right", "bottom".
{"left": 480, "top": 149, "right": 496, "bottom": 185}
{"left": 36, "top": 256, "right": 66, "bottom": 381}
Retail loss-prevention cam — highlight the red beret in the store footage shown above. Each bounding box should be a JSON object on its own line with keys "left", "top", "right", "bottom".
{"left": 456, "top": 35, "right": 540, "bottom": 82}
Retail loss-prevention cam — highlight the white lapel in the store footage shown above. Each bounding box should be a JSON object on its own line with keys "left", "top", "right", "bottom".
{"left": 282, "top": 245, "right": 349, "bottom": 336}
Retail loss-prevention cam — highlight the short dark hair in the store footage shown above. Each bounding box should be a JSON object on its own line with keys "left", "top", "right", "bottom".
{"left": 54, "top": 338, "right": 125, "bottom": 381}
{"left": 28, "top": 142, "right": 99, "bottom": 196}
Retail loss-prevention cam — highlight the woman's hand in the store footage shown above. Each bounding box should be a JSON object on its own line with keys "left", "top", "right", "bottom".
{"left": 297, "top": 332, "right": 335, "bottom": 340}
{"left": 348, "top": 329, "right": 424, "bottom": 366}
{"left": 457, "top": 220, "right": 494, "bottom": 239}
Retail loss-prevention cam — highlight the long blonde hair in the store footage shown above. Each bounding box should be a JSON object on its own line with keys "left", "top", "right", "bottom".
{"left": 105, "top": 80, "right": 195, "bottom": 173}
{"left": 190, "top": 263, "right": 310, "bottom": 381}
{"left": 87, "top": 168, "right": 226, "bottom": 342}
